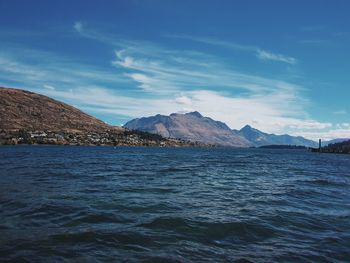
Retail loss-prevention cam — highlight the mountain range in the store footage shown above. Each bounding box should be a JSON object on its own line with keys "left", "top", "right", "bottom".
{"left": 124, "top": 112, "right": 318, "bottom": 147}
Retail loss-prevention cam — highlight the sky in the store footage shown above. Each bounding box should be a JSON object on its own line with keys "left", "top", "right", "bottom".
{"left": 0, "top": 0, "right": 349, "bottom": 140}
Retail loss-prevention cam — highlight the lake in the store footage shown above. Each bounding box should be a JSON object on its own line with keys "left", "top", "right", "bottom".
{"left": 0, "top": 146, "right": 349, "bottom": 262}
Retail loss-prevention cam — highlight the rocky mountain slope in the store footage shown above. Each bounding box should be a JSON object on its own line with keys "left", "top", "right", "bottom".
{"left": 125, "top": 112, "right": 318, "bottom": 147}
{"left": 0, "top": 87, "right": 120, "bottom": 133}
{"left": 124, "top": 111, "right": 252, "bottom": 147}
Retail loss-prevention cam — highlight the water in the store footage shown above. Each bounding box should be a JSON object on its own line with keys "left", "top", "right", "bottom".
{"left": 0, "top": 146, "right": 349, "bottom": 262}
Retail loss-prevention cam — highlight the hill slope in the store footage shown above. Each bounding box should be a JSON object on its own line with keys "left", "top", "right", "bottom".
{"left": 124, "top": 111, "right": 252, "bottom": 147}
{"left": 0, "top": 87, "right": 121, "bottom": 133}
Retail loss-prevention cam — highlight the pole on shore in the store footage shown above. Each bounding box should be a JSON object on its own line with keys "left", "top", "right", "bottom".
{"left": 319, "top": 139, "right": 322, "bottom": 153}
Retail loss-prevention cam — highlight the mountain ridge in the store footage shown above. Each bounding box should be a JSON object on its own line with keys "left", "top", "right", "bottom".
{"left": 125, "top": 111, "right": 252, "bottom": 147}
{"left": 125, "top": 112, "right": 318, "bottom": 147}
{"left": 236, "top": 124, "right": 317, "bottom": 147}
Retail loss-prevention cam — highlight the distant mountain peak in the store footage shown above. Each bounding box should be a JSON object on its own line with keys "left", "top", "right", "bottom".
{"left": 185, "top": 111, "right": 203, "bottom": 118}
{"left": 241, "top": 124, "right": 253, "bottom": 130}
{"left": 240, "top": 124, "right": 260, "bottom": 133}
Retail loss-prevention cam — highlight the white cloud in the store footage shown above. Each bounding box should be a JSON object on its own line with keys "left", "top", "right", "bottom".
{"left": 73, "top": 21, "right": 83, "bottom": 33}
{"left": 175, "top": 96, "right": 192, "bottom": 106}
{"left": 125, "top": 73, "right": 155, "bottom": 91}
{"left": 43, "top": 84, "right": 55, "bottom": 90}
{"left": 256, "top": 50, "right": 297, "bottom": 64}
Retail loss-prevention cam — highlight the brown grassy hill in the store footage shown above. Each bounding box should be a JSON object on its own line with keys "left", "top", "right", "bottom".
{"left": 0, "top": 87, "right": 123, "bottom": 133}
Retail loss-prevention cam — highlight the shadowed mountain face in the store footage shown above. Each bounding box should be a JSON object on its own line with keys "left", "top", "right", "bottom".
{"left": 124, "top": 111, "right": 252, "bottom": 147}
{"left": 125, "top": 112, "right": 318, "bottom": 147}
{"left": 0, "top": 87, "right": 123, "bottom": 133}
{"left": 237, "top": 125, "right": 318, "bottom": 147}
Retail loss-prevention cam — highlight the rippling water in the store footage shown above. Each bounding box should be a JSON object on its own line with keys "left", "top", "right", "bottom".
{"left": 0, "top": 146, "right": 349, "bottom": 262}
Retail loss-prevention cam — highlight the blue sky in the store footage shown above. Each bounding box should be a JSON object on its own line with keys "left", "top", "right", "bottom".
{"left": 0, "top": 0, "right": 349, "bottom": 140}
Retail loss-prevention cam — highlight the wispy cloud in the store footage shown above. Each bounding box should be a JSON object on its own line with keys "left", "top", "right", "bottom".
{"left": 300, "top": 25, "right": 327, "bottom": 32}
{"left": 298, "top": 39, "right": 332, "bottom": 46}
{"left": 113, "top": 45, "right": 301, "bottom": 97}
{"left": 0, "top": 48, "right": 129, "bottom": 88}
{"left": 43, "top": 84, "right": 55, "bottom": 90}
{"left": 73, "top": 21, "right": 83, "bottom": 33}
{"left": 256, "top": 50, "right": 297, "bottom": 64}
{"left": 167, "top": 34, "right": 297, "bottom": 64}
{"left": 334, "top": 110, "right": 347, "bottom": 115}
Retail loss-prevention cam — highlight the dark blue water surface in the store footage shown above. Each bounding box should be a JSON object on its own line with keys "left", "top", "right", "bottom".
{"left": 0, "top": 146, "right": 349, "bottom": 262}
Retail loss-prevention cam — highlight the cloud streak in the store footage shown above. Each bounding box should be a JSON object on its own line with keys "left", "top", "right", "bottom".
{"left": 256, "top": 50, "right": 297, "bottom": 64}
{"left": 167, "top": 34, "right": 297, "bottom": 64}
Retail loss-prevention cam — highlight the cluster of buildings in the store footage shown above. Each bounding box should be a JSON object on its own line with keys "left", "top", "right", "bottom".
{"left": 0, "top": 129, "right": 201, "bottom": 147}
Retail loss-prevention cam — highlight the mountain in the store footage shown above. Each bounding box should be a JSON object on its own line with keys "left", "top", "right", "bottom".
{"left": 237, "top": 125, "right": 318, "bottom": 147}
{"left": 124, "top": 111, "right": 252, "bottom": 147}
{"left": 125, "top": 112, "right": 318, "bottom": 148}
{"left": 0, "top": 87, "right": 121, "bottom": 133}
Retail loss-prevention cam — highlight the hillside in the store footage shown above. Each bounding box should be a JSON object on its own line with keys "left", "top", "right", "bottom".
{"left": 0, "top": 87, "right": 121, "bottom": 133}
{"left": 124, "top": 111, "right": 252, "bottom": 147}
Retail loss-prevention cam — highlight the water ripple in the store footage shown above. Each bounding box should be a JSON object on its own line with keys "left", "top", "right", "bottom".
{"left": 0, "top": 146, "right": 349, "bottom": 262}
